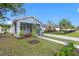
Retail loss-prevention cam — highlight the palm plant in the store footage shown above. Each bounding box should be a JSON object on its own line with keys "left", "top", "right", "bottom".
{"left": 28, "top": 20, "right": 40, "bottom": 44}
{"left": 31, "top": 20, "right": 38, "bottom": 38}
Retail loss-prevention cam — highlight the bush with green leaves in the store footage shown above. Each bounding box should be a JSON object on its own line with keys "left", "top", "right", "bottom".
{"left": 55, "top": 42, "right": 75, "bottom": 56}
{"left": 31, "top": 30, "right": 36, "bottom": 38}
{"left": 31, "top": 24, "right": 38, "bottom": 38}
{"left": 19, "top": 30, "right": 25, "bottom": 37}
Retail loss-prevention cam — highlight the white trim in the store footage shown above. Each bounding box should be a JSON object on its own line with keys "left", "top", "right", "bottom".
{"left": 16, "top": 21, "right": 20, "bottom": 38}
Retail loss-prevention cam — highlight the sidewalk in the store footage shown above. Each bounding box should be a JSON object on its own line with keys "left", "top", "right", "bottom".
{"left": 44, "top": 33, "right": 79, "bottom": 41}
{"left": 38, "top": 36, "right": 67, "bottom": 45}
{"left": 38, "top": 36, "right": 79, "bottom": 49}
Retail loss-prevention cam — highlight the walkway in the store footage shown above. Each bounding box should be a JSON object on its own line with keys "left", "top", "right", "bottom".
{"left": 44, "top": 33, "right": 79, "bottom": 41}
{"left": 37, "top": 36, "right": 79, "bottom": 49}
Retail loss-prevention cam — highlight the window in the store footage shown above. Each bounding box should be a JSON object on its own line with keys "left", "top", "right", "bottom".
{"left": 20, "top": 25, "right": 26, "bottom": 31}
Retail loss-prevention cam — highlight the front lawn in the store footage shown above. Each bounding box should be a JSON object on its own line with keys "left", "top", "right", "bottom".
{"left": 64, "top": 31, "right": 79, "bottom": 37}
{"left": 46, "top": 31, "right": 79, "bottom": 38}
{"left": 0, "top": 33, "right": 63, "bottom": 56}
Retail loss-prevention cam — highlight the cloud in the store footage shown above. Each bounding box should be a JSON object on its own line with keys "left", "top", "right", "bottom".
{"left": 6, "top": 20, "right": 12, "bottom": 24}
{"left": 77, "top": 8, "right": 79, "bottom": 13}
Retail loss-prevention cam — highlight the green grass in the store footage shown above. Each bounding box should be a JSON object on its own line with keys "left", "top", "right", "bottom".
{"left": 64, "top": 31, "right": 79, "bottom": 37}
{"left": 46, "top": 31, "right": 79, "bottom": 38}
{"left": 0, "top": 33, "right": 64, "bottom": 56}
{"left": 45, "top": 36, "right": 79, "bottom": 45}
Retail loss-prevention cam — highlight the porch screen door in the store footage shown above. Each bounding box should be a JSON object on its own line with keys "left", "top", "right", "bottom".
{"left": 25, "top": 26, "right": 31, "bottom": 35}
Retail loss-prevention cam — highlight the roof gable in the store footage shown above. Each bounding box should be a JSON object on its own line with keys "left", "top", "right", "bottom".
{"left": 13, "top": 16, "right": 41, "bottom": 24}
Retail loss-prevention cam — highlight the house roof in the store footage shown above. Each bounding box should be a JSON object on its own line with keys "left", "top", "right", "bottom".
{"left": 13, "top": 16, "right": 43, "bottom": 26}
{"left": 42, "top": 24, "right": 48, "bottom": 28}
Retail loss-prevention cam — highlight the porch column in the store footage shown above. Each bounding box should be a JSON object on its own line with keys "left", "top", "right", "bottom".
{"left": 39, "top": 24, "right": 44, "bottom": 36}
{"left": 16, "top": 21, "right": 20, "bottom": 38}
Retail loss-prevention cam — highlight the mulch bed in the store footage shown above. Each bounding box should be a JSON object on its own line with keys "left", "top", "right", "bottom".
{"left": 28, "top": 39, "right": 40, "bottom": 44}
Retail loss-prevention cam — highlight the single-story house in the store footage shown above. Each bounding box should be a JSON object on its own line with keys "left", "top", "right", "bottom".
{"left": 62, "top": 29, "right": 75, "bottom": 33}
{"left": 42, "top": 24, "right": 48, "bottom": 32}
{"left": 9, "top": 16, "right": 44, "bottom": 38}
{"left": 55, "top": 27, "right": 60, "bottom": 31}
{"left": 55, "top": 26, "right": 60, "bottom": 31}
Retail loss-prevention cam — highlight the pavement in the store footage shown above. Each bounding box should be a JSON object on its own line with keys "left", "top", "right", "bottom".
{"left": 37, "top": 35, "right": 79, "bottom": 49}
{"left": 38, "top": 36, "right": 67, "bottom": 45}
{"left": 44, "top": 33, "right": 79, "bottom": 41}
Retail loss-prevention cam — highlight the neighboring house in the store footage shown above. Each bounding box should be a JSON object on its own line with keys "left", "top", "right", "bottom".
{"left": 43, "top": 24, "right": 56, "bottom": 32}
{"left": 9, "top": 16, "right": 44, "bottom": 38}
{"left": 42, "top": 24, "right": 48, "bottom": 32}
{"left": 76, "top": 26, "right": 79, "bottom": 31}
{"left": 55, "top": 27, "right": 60, "bottom": 31}
{"left": 0, "top": 26, "right": 6, "bottom": 33}
{"left": 55, "top": 26, "right": 60, "bottom": 31}
{"left": 43, "top": 24, "right": 60, "bottom": 32}
{"left": 62, "top": 29, "right": 75, "bottom": 33}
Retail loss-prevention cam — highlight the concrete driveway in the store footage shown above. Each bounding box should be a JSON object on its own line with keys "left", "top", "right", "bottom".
{"left": 38, "top": 36, "right": 79, "bottom": 49}
{"left": 44, "top": 33, "right": 79, "bottom": 41}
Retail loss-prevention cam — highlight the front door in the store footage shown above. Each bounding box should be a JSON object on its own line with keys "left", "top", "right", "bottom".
{"left": 25, "top": 25, "right": 31, "bottom": 36}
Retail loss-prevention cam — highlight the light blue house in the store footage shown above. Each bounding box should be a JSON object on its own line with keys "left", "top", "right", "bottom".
{"left": 9, "top": 16, "right": 43, "bottom": 38}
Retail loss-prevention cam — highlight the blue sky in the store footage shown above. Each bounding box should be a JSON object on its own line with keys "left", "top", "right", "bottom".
{"left": 3, "top": 3, "right": 79, "bottom": 26}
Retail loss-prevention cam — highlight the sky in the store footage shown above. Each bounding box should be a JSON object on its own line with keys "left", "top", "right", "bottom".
{"left": 3, "top": 3, "right": 79, "bottom": 26}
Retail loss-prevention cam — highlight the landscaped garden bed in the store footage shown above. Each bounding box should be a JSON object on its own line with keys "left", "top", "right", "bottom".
{"left": 28, "top": 39, "right": 40, "bottom": 44}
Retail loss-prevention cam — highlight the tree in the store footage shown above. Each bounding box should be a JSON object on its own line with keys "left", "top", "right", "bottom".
{"left": 59, "top": 19, "right": 72, "bottom": 29}
{"left": 45, "top": 21, "right": 56, "bottom": 32}
{"left": 0, "top": 23, "right": 10, "bottom": 33}
{"left": 0, "top": 3, "right": 25, "bottom": 20}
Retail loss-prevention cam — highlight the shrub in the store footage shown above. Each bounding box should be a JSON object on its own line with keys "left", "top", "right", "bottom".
{"left": 55, "top": 42, "right": 75, "bottom": 56}
{"left": 31, "top": 30, "right": 36, "bottom": 38}
{"left": 19, "top": 30, "right": 25, "bottom": 37}
{"left": 56, "top": 51, "right": 65, "bottom": 56}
